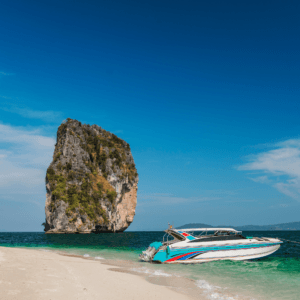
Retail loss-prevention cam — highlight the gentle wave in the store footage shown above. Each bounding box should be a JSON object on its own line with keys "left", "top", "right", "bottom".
{"left": 196, "top": 280, "right": 241, "bottom": 300}
{"left": 131, "top": 267, "right": 172, "bottom": 277}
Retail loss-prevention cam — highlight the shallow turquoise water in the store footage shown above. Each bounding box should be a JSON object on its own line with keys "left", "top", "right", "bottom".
{"left": 0, "top": 231, "right": 299, "bottom": 300}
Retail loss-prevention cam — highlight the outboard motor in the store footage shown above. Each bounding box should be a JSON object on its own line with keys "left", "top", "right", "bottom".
{"left": 139, "top": 242, "right": 163, "bottom": 262}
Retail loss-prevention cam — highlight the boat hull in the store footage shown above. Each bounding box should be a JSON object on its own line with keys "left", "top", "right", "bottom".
{"left": 153, "top": 242, "right": 281, "bottom": 264}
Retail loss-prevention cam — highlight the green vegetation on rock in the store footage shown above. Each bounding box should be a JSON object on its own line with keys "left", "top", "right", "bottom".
{"left": 45, "top": 119, "right": 138, "bottom": 231}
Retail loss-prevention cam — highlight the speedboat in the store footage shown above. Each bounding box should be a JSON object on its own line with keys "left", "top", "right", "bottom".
{"left": 140, "top": 226, "right": 282, "bottom": 264}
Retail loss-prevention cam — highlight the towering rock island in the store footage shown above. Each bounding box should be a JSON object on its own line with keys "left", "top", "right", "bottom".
{"left": 44, "top": 118, "right": 138, "bottom": 233}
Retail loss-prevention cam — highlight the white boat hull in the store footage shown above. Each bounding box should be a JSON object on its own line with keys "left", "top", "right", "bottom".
{"left": 164, "top": 244, "right": 281, "bottom": 264}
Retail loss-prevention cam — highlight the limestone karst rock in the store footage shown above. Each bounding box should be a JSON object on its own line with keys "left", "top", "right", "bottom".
{"left": 44, "top": 118, "right": 138, "bottom": 233}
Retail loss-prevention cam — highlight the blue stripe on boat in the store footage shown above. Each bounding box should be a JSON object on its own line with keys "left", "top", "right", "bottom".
{"left": 177, "top": 251, "right": 202, "bottom": 260}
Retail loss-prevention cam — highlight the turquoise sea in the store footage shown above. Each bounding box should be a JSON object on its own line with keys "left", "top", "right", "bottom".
{"left": 0, "top": 231, "right": 299, "bottom": 300}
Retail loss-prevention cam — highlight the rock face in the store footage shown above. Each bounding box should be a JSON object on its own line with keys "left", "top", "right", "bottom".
{"left": 44, "top": 119, "right": 138, "bottom": 233}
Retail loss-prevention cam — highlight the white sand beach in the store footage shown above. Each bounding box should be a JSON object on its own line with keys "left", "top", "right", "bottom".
{"left": 0, "top": 247, "right": 193, "bottom": 300}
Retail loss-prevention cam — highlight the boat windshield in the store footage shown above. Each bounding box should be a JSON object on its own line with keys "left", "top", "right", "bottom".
{"left": 163, "top": 228, "right": 243, "bottom": 244}
{"left": 163, "top": 230, "right": 186, "bottom": 243}
{"left": 192, "top": 230, "right": 240, "bottom": 237}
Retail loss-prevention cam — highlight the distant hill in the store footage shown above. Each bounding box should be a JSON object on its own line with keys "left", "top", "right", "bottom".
{"left": 177, "top": 221, "right": 300, "bottom": 231}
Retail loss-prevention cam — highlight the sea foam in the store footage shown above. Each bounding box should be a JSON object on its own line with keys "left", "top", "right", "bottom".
{"left": 131, "top": 267, "right": 171, "bottom": 277}
{"left": 196, "top": 280, "right": 239, "bottom": 300}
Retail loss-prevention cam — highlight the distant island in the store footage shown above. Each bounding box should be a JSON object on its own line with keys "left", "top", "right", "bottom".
{"left": 177, "top": 221, "right": 300, "bottom": 231}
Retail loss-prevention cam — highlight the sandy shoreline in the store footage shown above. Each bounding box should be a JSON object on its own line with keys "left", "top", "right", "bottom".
{"left": 0, "top": 246, "right": 194, "bottom": 300}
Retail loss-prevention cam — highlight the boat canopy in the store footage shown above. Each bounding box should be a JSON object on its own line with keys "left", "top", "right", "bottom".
{"left": 174, "top": 228, "right": 240, "bottom": 233}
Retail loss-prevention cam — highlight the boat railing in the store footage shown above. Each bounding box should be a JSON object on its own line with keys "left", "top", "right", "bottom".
{"left": 191, "top": 230, "right": 242, "bottom": 237}
{"left": 163, "top": 228, "right": 242, "bottom": 244}
{"left": 163, "top": 232, "right": 167, "bottom": 244}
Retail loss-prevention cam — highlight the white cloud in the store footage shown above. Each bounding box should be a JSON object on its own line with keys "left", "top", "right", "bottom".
{"left": 250, "top": 175, "right": 271, "bottom": 184}
{"left": 275, "top": 179, "right": 300, "bottom": 199}
{"left": 0, "top": 105, "right": 63, "bottom": 122}
{"left": 0, "top": 72, "right": 13, "bottom": 76}
{"left": 113, "top": 130, "right": 124, "bottom": 134}
{"left": 239, "top": 139, "right": 300, "bottom": 200}
{"left": 138, "top": 193, "right": 220, "bottom": 206}
{"left": 0, "top": 124, "right": 55, "bottom": 197}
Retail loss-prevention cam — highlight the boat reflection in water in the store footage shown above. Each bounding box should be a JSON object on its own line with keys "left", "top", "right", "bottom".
{"left": 140, "top": 226, "right": 282, "bottom": 264}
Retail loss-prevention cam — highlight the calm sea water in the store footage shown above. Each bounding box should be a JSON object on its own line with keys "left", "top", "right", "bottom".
{"left": 0, "top": 231, "right": 299, "bottom": 300}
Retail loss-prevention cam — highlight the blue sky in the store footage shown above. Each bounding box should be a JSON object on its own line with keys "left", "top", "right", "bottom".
{"left": 0, "top": 0, "right": 299, "bottom": 231}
